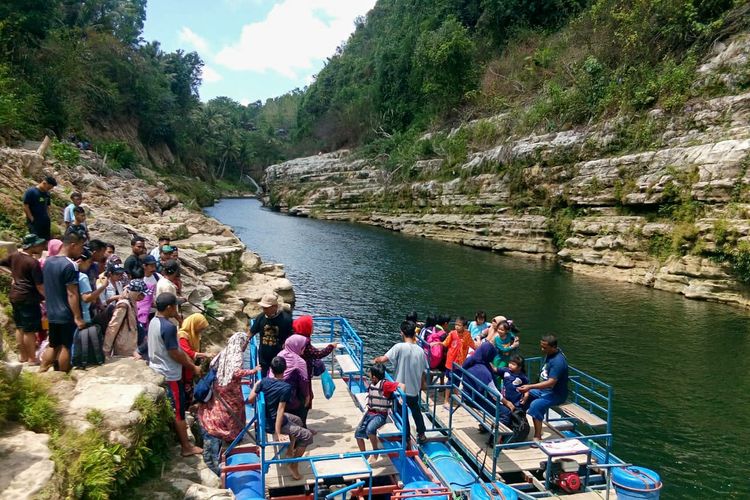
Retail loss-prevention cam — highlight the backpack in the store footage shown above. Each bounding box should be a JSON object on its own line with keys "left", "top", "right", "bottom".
{"left": 425, "top": 329, "right": 447, "bottom": 370}
{"left": 506, "top": 407, "right": 531, "bottom": 444}
{"left": 193, "top": 367, "right": 217, "bottom": 403}
{"left": 71, "top": 325, "right": 105, "bottom": 368}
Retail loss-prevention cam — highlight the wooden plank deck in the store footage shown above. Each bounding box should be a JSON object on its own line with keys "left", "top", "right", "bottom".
{"left": 264, "top": 377, "right": 398, "bottom": 490}
{"left": 432, "top": 403, "right": 587, "bottom": 476}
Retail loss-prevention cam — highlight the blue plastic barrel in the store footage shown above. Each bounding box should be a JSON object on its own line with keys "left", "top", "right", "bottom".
{"left": 612, "top": 466, "right": 662, "bottom": 500}
{"left": 224, "top": 452, "right": 264, "bottom": 500}
{"left": 401, "top": 481, "right": 448, "bottom": 500}
{"left": 470, "top": 481, "right": 519, "bottom": 499}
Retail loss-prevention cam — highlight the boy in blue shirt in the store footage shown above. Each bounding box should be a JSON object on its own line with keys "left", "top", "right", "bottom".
{"left": 249, "top": 356, "right": 313, "bottom": 480}
{"left": 518, "top": 335, "right": 569, "bottom": 442}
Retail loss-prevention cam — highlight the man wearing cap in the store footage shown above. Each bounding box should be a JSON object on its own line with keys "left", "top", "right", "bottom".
{"left": 104, "top": 279, "right": 148, "bottom": 357}
{"left": 124, "top": 236, "right": 147, "bottom": 279}
{"left": 148, "top": 292, "right": 202, "bottom": 457}
{"left": 0, "top": 234, "right": 47, "bottom": 364}
{"left": 150, "top": 236, "right": 170, "bottom": 259}
{"left": 40, "top": 231, "right": 85, "bottom": 372}
{"left": 137, "top": 255, "right": 161, "bottom": 326}
{"left": 23, "top": 176, "right": 57, "bottom": 241}
{"left": 158, "top": 244, "right": 177, "bottom": 273}
{"left": 249, "top": 293, "right": 293, "bottom": 374}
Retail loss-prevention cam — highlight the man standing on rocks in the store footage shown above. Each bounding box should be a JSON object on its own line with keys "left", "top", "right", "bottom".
{"left": 124, "top": 236, "right": 146, "bottom": 279}
{"left": 22, "top": 175, "right": 57, "bottom": 241}
{"left": 40, "top": 232, "right": 86, "bottom": 372}
{"left": 148, "top": 292, "right": 202, "bottom": 457}
{"left": 150, "top": 235, "right": 170, "bottom": 259}
{"left": 0, "top": 234, "right": 47, "bottom": 364}
{"left": 249, "top": 293, "right": 293, "bottom": 375}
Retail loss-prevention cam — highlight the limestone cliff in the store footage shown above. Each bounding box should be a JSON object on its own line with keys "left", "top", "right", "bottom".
{"left": 263, "top": 33, "right": 750, "bottom": 309}
{"left": 0, "top": 146, "right": 293, "bottom": 499}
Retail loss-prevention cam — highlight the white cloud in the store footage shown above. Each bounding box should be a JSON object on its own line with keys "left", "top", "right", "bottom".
{"left": 202, "top": 65, "right": 223, "bottom": 83}
{"left": 178, "top": 26, "right": 210, "bottom": 54}
{"left": 215, "top": 0, "right": 375, "bottom": 78}
{"left": 240, "top": 98, "right": 251, "bottom": 106}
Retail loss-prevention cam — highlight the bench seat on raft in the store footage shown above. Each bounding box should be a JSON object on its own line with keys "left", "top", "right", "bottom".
{"left": 553, "top": 402, "right": 607, "bottom": 429}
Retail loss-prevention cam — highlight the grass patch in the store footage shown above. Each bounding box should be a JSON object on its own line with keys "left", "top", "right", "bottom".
{"left": 49, "top": 140, "right": 80, "bottom": 166}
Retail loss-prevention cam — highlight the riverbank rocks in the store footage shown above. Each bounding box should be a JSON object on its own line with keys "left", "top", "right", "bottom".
{"left": 0, "top": 425, "right": 55, "bottom": 500}
{"left": 263, "top": 30, "right": 750, "bottom": 310}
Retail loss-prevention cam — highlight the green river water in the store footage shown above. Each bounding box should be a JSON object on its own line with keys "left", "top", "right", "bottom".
{"left": 207, "top": 198, "right": 750, "bottom": 499}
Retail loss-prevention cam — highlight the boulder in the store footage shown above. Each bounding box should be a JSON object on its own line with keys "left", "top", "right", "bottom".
{"left": 0, "top": 426, "right": 55, "bottom": 500}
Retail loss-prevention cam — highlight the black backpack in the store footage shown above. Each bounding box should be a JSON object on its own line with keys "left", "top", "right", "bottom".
{"left": 507, "top": 407, "right": 531, "bottom": 444}
{"left": 72, "top": 325, "right": 105, "bottom": 368}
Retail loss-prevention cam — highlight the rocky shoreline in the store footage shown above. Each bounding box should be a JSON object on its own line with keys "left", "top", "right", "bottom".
{"left": 0, "top": 146, "right": 294, "bottom": 498}
{"left": 262, "top": 33, "right": 750, "bottom": 310}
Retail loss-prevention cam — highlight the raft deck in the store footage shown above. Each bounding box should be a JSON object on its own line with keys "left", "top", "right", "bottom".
{"left": 264, "top": 376, "right": 399, "bottom": 490}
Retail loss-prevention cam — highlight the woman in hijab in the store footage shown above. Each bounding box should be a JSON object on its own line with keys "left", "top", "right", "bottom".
{"left": 273, "top": 334, "right": 311, "bottom": 425}
{"left": 40, "top": 239, "right": 62, "bottom": 268}
{"left": 292, "top": 315, "right": 338, "bottom": 425}
{"left": 178, "top": 313, "right": 210, "bottom": 405}
{"left": 198, "top": 332, "right": 258, "bottom": 476}
{"left": 461, "top": 341, "right": 513, "bottom": 428}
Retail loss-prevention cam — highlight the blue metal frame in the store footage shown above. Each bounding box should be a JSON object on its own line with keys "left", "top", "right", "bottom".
{"left": 225, "top": 315, "right": 412, "bottom": 499}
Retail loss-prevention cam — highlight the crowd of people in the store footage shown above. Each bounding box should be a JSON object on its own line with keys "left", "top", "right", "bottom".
{"left": 3, "top": 175, "right": 570, "bottom": 482}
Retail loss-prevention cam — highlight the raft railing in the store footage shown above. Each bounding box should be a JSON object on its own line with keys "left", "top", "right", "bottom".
{"left": 421, "top": 361, "right": 614, "bottom": 487}
{"left": 225, "top": 316, "right": 414, "bottom": 500}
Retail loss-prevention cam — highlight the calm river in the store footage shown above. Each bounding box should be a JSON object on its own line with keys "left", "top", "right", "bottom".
{"left": 207, "top": 198, "right": 749, "bottom": 499}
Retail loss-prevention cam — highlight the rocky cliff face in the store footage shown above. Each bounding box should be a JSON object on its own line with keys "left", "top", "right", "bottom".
{"left": 264, "top": 33, "right": 750, "bottom": 309}
{"left": 0, "top": 146, "right": 294, "bottom": 498}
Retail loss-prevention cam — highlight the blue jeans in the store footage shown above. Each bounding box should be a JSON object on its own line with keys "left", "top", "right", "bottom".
{"left": 202, "top": 428, "right": 222, "bottom": 476}
{"left": 525, "top": 389, "right": 565, "bottom": 421}
{"left": 355, "top": 412, "right": 387, "bottom": 439}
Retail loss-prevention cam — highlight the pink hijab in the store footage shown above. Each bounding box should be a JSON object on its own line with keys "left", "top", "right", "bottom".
{"left": 41, "top": 239, "right": 63, "bottom": 268}
{"left": 276, "top": 334, "right": 309, "bottom": 382}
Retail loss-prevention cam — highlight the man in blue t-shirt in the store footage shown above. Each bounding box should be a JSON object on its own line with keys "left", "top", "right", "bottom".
{"left": 518, "top": 334, "right": 569, "bottom": 442}
{"left": 22, "top": 176, "right": 56, "bottom": 241}
{"left": 148, "top": 292, "right": 202, "bottom": 457}
{"left": 41, "top": 232, "right": 85, "bottom": 372}
{"left": 249, "top": 356, "right": 313, "bottom": 480}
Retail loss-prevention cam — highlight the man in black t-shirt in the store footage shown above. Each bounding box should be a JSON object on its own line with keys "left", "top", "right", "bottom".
{"left": 0, "top": 234, "right": 46, "bottom": 363}
{"left": 40, "top": 232, "right": 85, "bottom": 372}
{"left": 249, "top": 293, "right": 293, "bottom": 374}
{"left": 124, "top": 236, "right": 146, "bottom": 279}
{"left": 22, "top": 176, "right": 56, "bottom": 241}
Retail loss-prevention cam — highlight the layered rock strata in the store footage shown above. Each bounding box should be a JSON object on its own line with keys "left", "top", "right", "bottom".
{"left": 263, "top": 33, "right": 750, "bottom": 309}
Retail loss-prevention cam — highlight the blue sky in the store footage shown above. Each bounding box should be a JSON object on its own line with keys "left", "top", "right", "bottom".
{"left": 142, "top": 0, "right": 376, "bottom": 105}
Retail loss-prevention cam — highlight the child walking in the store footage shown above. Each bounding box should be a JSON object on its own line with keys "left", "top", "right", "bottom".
{"left": 355, "top": 363, "right": 405, "bottom": 464}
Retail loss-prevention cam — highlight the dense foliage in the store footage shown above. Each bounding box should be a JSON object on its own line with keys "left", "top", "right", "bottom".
{"left": 0, "top": 0, "right": 299, "bottom": 183}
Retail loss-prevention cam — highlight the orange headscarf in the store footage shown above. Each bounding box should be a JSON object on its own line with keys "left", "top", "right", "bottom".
{"left": 178, "top": 313, "right": 208, "bottom": 352}
{"left": 292, "top": 315, "right": 313, "bottom": 337}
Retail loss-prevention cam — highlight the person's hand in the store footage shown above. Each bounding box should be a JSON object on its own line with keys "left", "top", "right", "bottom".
{"left": 517, "top": 385, "right": 530, "bottom": 394}
{"left": 520, "top": 394, "right": 529, "bottom": 405}
{"left": 194, "top": 352, "right": 208, "bottom": 360}
{"left": 75, "top": 317, "right": 86, "bottom": 329}
{"left": 329, "top": 342, "right": 339, "bottom": 350}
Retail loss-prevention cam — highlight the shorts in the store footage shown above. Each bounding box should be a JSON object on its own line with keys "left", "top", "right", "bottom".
{"left": 48, "top": 322, "right": 75, "bottom": 349}
{"left": 12, "top": 302, "right": 42, "bottom": 333}
{"left": 280, "top": 413, "right": 314, "bottom": 447}
{"left": 525, "top": 389, "right": 565, "bottom": 421}
{"left": 355, "top": 412, "right": 387, "bottom": 439}
{"left": 166, "top": 380, "right": 187, "bottom": 421}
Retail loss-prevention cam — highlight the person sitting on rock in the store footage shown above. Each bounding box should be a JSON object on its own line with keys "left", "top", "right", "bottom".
{"left": 198, "top": 331, "right": 258, "bottom": 476}
{"left": 124, "top": 236, "right": 146, "bottom": 279}
{"left": 64, "top": 206, "right": 90, "bottom": 243}
{"left": 0, "top": 234, "right": 47, "bottom": 365}
{"left": 63, "top": 191, "right": 83, "bottom": 229}
{"left": 103, "top": 279, "right": 146, "bottom": 357}
{"left": 148, "top": 292, "right": 202, "bottom": 457}
{"left": 249, "top": 292, "right": 293, "bottom": 375}
{"left": 249, "top": 355, "right": 313, "bottom": 480}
